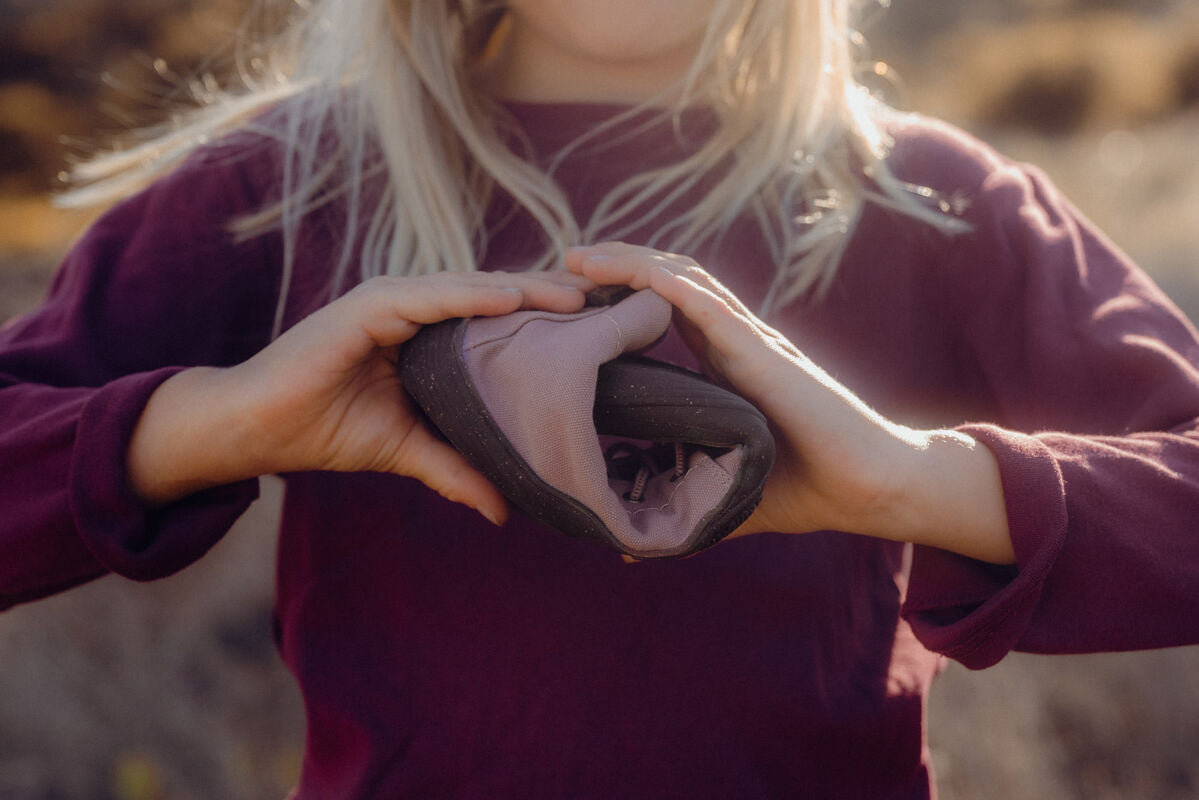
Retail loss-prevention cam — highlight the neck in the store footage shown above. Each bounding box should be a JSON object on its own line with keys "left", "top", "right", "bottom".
{"left": 477, "top": 17, "right": 700, "bottom": 106}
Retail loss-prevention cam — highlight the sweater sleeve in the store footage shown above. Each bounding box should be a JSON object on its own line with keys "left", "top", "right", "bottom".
{"left": 0, "top": 144, "right": 280, "bottom": 611}
{"left": 900, "top": 145, "right": 1199, "bottom": 668}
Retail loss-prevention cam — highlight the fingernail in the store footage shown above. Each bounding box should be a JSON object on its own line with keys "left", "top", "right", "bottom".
{"left": 585, "top": 254, "right": 612, "bottom": 262}
{"left": 481, "top": 508, "right": 503, "bottom": 526}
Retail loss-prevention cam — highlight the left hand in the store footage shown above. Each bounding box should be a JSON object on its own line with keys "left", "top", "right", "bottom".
{"left": 566, "top": 242, "right": 1015, "bottom": 563}
{"left": 128, "top": 270, "right": 593, "bottom": 529}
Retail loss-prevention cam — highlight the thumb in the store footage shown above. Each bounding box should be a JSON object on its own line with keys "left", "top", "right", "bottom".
{"left": 393, "top": 424, "right": 510, "bottom": 527}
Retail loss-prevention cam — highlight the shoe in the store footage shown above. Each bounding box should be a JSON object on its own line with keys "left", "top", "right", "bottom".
{"left": 396, "top": 289, "right": 775, "bottom": 559}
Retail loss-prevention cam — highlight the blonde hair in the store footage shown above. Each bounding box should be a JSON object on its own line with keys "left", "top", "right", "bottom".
{"left": 60, "top": 0, "right": 963, "bottom": 333}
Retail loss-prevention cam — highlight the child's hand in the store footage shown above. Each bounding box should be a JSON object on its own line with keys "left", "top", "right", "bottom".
{"left": 566, "top": 242, "right": 1015, "bottom": 564}
{"left": 127, "top": 270, "right": 592, "bottom": 527}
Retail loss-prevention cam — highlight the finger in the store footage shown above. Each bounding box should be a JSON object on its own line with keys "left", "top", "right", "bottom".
{"left": 352, "top": 282, "right": 526, "bottom": 348}
{"left": 350, "top": 277, "right": 585, "bottom": 350}
{"left": 505, "top": 276, "right": 590, "bottom": 312}
{"left": 434, "top": 269, "right": 595, "bottom": 297}
{"left": 646, "top": 267, "right": 788, "bottom": 394}
{"left": 565, "top": 246, "right": 774, "bottom": 377}
{"left": 649, "top": 265, "right": 785, "bottom": 347}
{"left": 565, "top": 243, "right": 689, "bottom": 289}
{"left": 411, "top": 272, "right": 589, "bottom": 313}
{"left": 567, "top": 241, "right": 682, "bottom": 263}
{"left": 415, "top": 272, "right": 594, "bottom": 314}
{"left": 647, "top": 267, "right": 755, "bottom": 352}
{"left": 519, "top": 269, "right": 597, "bottom": 291}
{"left": 393, "top": 422, "right": 511, "bottom": 526}
{"left": 565, "top": 244, "right": 758, "bottom": 321}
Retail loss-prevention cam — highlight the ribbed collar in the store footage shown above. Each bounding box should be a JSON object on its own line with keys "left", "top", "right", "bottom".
{"left": 499, "top": 100, "right": 720, "bottom": 169}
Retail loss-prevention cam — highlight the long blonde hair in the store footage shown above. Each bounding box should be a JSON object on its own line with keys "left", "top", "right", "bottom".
{"left": 60, "top": 0, "right": 963, "bottom": 333}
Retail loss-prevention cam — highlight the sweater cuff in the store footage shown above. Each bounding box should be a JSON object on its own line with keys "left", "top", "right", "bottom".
{"left": 902, "top": 424, "right": 1067, "bottom": 668}
{"left": 68, "top": 368, "right": 260, "bottom": 581}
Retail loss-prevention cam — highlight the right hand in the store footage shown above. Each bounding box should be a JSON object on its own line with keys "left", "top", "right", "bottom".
{"left": 566, "top": 243, "right": 1014, "bottom": 564}
{"left": 127, "top": 271, "right": 592, "bottom": 525}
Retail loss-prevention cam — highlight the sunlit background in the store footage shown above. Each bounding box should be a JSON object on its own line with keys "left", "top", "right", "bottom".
{"left": 1, "top": 0, "right": 1198, "bottom": 797}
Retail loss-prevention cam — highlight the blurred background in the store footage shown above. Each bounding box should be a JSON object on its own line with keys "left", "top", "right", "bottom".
{"left": 1, "top": 0, "right": 1197, "bottom": 797}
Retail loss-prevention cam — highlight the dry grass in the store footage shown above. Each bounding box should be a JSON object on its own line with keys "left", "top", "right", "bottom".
{"left": 930, "top": 649, "right": 1199, "bottom": 800}
{"left": 0, "top": 480, "right": 303, "bottom": 800}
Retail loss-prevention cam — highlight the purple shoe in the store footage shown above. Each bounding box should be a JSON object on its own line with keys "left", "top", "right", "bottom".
{"left": 397, "top": 289, "right": 775, "bottom": 559}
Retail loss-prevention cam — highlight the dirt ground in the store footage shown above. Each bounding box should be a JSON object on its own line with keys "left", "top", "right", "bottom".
{"left": 1, "top": 1, "right": 1198, "bottom": 798}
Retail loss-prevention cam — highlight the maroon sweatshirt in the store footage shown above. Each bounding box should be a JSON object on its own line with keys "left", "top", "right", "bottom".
{"left": 2, "top": 102, "right": 1198, "bottom": 798}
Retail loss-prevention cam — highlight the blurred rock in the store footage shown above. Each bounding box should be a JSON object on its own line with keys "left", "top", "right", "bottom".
{"left": 0, "top": 0, "right": 252, "bottom": 193}
{"left": 1176, "top": 46, "right": 1199, "bottom": 109}
{"left": 985, "top": 61, "right": 1097, "bottom": 135}
{"left": 0, "top": 478, "right": 303, "bottom": 800}
{"left": 0, "top": 81, "right": 87, "bottom": 192}
{"left": 878, "top": 9, "right": 1199, "bottom": 134}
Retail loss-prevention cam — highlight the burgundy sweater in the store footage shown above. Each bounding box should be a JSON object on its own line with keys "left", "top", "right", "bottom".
{"left": 2, "top": 103, "right": 1199, "bottom": 798}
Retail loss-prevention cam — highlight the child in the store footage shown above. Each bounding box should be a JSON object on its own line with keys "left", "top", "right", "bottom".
{"left": 3, "top": 0, "right": 1198, "bottom": 796}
